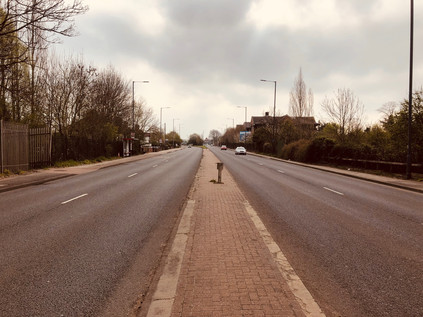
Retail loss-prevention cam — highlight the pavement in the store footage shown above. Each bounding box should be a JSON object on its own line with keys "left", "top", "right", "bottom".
{"left": 146, "top": 149, "right": 322, "bottom": 317}
{"left": 2, "top": 147, "right": 423, "bottom": 316}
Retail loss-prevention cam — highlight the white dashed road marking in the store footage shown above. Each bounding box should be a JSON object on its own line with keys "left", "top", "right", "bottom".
{"left": 323, "top": 187, "right": 344, "bottom": 196}
{"left": 61, "top": 193, "right": 88, "bottom": 205}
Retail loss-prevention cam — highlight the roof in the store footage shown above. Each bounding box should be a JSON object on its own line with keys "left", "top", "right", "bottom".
{"left": 251, "top": 115, "right": 290, "bottom": 126}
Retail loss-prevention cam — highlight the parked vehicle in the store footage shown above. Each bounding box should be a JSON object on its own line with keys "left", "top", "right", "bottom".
{"left": 235, "top": 146, "right": 247, "bottom": 155}
{"left": 221, "top": 145, "right": 227, "bottom": 150}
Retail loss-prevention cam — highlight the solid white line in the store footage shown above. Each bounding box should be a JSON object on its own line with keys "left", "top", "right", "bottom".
{"left": 258, "top": 163, "right": 264, "bottom": 166}
{"left": 323, "top": 187, "right": 344, "bottom": 196}
{"left": 61, "top": 193, "right": 88, "bottom": 205}
{"left": 153, "top": 164, "right": 158, "bottom": 168}
{"left": 277, "top": 170, "right": 285, "bottom": 174}
{"left": 128, "top": 173, "right": 138, "bottom": 178}
{"left": 244, "top": 201, "right": 325, "bottom": 316}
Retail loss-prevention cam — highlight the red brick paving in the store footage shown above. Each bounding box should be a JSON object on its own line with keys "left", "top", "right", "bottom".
{"left": 170, "top": 149, "right": 305, "bottom": 316}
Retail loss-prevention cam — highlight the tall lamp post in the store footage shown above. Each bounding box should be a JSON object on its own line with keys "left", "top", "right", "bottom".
{"left": 160, "top": 107, "right": 171, "bottom": 147}
{"left": 237, "top": 106, "right": 248, "bottom": 143}
{"left": 132, "top": 80, "right": 149, "bottom": 130}
{"left": 260, "top": 79, "right": 277, "bottom": 152}
{"left": 173, "top": 118, "right": 180, "bottom": 148}
{"left": 237, "top": 106, "right": 247, "bottom": 123}
{"left": 406, "top": 0, "right": 414, "bottom": 179}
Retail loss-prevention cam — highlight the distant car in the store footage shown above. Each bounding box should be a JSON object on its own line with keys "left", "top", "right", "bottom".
{"left": 221, "top": 145, "right": 227, "bottom": 150}
{"left": 235, "top": 146, "right": 247, "bottom": 155}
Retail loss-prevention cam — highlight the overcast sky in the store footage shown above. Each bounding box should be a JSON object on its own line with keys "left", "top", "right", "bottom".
{"left": 57, "top": 0, "right": 422, "bottom": 139}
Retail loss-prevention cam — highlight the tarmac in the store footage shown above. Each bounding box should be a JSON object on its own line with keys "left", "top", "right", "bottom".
{"left": 1, "top": 148, "right": 422, "bottom": 316}
{"left": 144, "top": 149, "right": 422, "bottom": 317}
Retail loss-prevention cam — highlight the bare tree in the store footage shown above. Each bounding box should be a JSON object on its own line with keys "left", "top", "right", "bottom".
{"left": 42, "top": 54, "right": 95, "bottom": 136}
{"left": 1, "top": 0, "right": 88, "bottom": 42}
{"left": 134, "top": 98, "right": 157, "bottom": 133}
{"left": 321, "top": 88, "right": 364, "bottom": 140}
{"left": 89, "top": 66, "right": 131, "bottom": 125}
{"left": 289, "top": 68, "right": 313, "bottom": 117}
{"left": 378, "top": 101, "right": 398, "bottom": 119}
{"left": 0, "top": 0, "right": 88, "bottom": 124}
{"left": 209, "top": 129, "right": 222, "bottom": 145}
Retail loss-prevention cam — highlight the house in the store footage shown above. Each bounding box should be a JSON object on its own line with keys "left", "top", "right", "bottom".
{"left": 250, "top": 113, "right": 291, "bottom": 134}
{"left": 250, "top": 113, "right": 318, "bottom": 139}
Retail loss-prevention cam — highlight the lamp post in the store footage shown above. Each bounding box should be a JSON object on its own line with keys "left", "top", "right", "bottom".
{"left": 260, "top": 79, "right": 277, "bottom": 152}
{"left": 173, "top": 118, "right": 180, "bottom": 148}
{"left": 160, "top": 107, "right": 171, "bottom": 148}
{"left": 406, "top": 0, "right": 414, "bottom": 179}
{"left": 132, "top": 80, "right": 149, "bottom": 130}
{"left": 237, "top": 106, "right": 247, "bottom": 123}
{"left": 237, "top": 106, "right": 248, "bottom": 143}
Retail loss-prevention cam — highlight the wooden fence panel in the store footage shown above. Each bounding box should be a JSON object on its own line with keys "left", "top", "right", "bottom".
{"left": 0, "top": 120, "right": 29, "bottom": 173}
{"left": 29, "top": 127, "right": 52, "bottom": 168}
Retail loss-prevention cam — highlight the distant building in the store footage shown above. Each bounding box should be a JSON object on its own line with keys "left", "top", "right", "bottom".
{"left": 250, "top": 113, "right": 291, "bottom": 134}
{"left": 250, "top": 113, "right": 318, "bottom": 138}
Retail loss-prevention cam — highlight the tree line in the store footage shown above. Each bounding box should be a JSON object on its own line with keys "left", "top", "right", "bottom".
{"left": 1, "top": 1, "right": 180, "bottom": 161}
{"left": 213, "top": 69, "right": 423, "bottom": 173}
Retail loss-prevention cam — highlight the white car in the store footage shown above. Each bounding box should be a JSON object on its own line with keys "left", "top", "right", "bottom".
{"left": 235, "top": 146, "right": 247, "bottom": 155}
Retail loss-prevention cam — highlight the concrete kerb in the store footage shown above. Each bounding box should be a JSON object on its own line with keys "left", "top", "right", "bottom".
{"left": 247, "top": 152, "right": 423, "bottom": 194}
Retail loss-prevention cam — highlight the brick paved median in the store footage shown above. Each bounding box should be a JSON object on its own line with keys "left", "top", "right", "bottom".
{"left": 169, "top": 149, "right": 306, "bottom": 317}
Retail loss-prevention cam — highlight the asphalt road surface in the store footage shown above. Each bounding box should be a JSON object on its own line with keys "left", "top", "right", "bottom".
{"left": 211, "top": 146, "right": 423, "bottom": 317}
{"left": 0, "top": 148, "right": 201, "bottom": 317}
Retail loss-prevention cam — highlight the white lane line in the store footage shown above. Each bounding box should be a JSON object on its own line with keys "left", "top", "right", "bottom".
{"left": 323, "top": 187, "right": 344, "bottom": 196}
{"left": 258, "top": 163, "right": 264, "bottom": 166}
{"left": 277, "top": 169, "right": 285, "bottom": 174}
{"left": 61, "top": 193, "right": 88, "bottom": 205}
{"left": 147, "top": 200, "right": 195, "bottom": 317}
{"left": 153, "top": 164, "right": 158, "bottom": 168}
{"left": 244, "top": 201, "right": 325, "bottom": 316}
{"left": 128, "top": 173, "right": 138, "bottom": 178}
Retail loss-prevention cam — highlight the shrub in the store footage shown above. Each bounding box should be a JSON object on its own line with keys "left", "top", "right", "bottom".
{"left": 307, "top": 137, "right": 336, "bottom": 162}
{"left": 280, "top": 139, "right": 310, "bottom": 162}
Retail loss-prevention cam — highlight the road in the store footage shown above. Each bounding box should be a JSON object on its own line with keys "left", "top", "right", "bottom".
{"left": 0, "top": 147, "right": 202, "bottom": 317}
{"left": 211, "top": 146, "right": 423, "bottom": 317}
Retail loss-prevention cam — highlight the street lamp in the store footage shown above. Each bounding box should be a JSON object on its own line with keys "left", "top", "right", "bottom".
{"left": 406, "top": 0, "right": 414, "bottom": 179}
{"left": 173, "top": 118, "right": 180, "bottom": 147}
{"left": 132, "top": 80, "right": 149, "bottom": 130}
{"left": 160, "top": 107, "right": 171, "bottom": 147}
{"left": 237, "top": 106, "right": 247, "bottom": 123}
{"left": 260, "top": 79, "right": 277, "bottom": 151}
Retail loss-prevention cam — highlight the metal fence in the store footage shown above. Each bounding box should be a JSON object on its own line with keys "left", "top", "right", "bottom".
{"left": 0, "top": 120, "right": 29, "bottom": 173}
{"left": 0, "top": 120, "right": 52, "bottom": 173}
{"left": 29, "top": 127, "right": 52, "bottom": 169}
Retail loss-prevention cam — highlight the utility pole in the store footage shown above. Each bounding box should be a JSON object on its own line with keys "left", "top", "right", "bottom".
{"left": 406, "top": 0, "right": 414, "bottom": 179}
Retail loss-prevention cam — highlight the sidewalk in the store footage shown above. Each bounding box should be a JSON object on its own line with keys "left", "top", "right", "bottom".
{"left": 146, "top": 149, "right": 324, "bottom": 317}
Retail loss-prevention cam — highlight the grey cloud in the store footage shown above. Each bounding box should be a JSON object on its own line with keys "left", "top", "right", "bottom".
{"left": 336, "top": 0, "right": 381, "bottom": 15}
{"left": 159, "top": 0, "right": 253, "bottom": 29}
{"left": 71, "top": 0, "right": 421, "bottom": 110}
